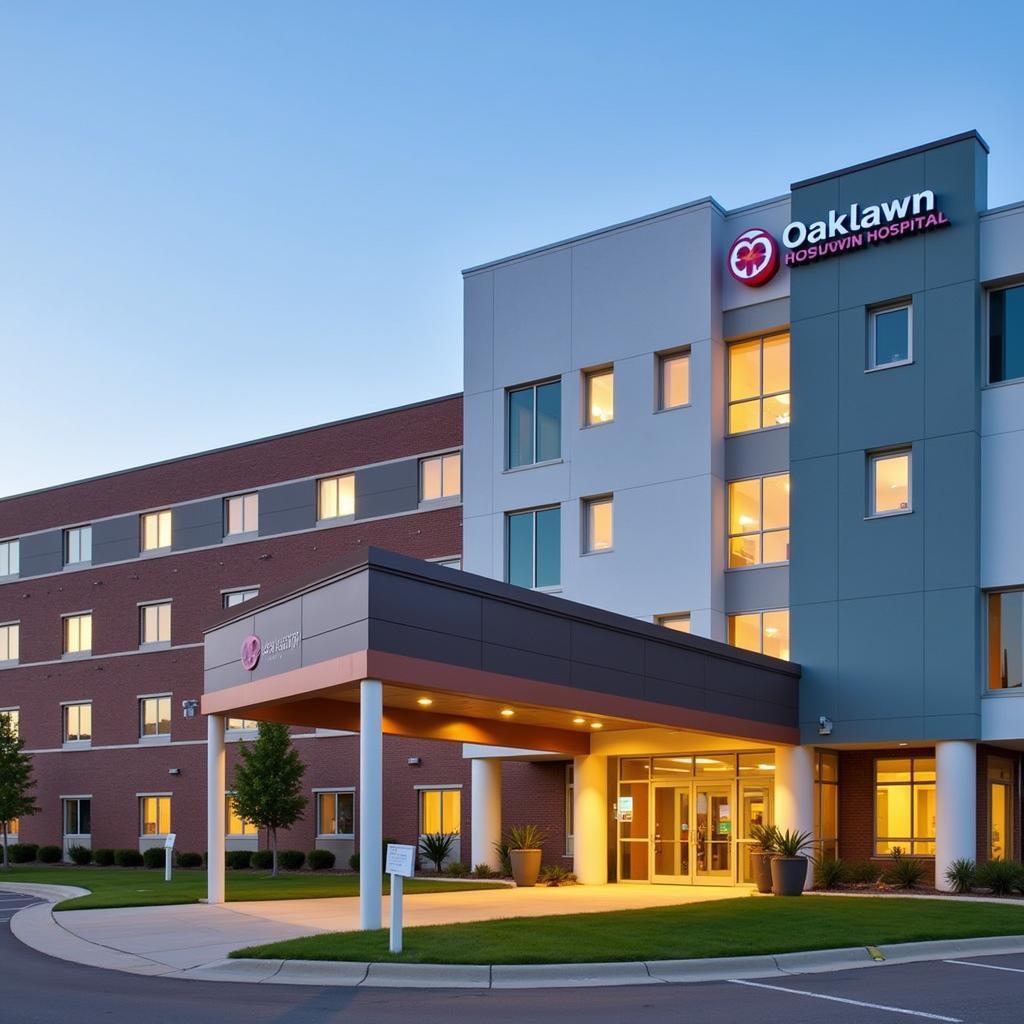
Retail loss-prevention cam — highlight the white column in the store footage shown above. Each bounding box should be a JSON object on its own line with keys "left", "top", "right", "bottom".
{"left": 470, "top": 758, "right": 503, "bottom": 871}
{"left": 774, "top": 744, "right": 815, "bottom": 890}
{"left": 936, "top": 740, "right": 976, "bottom": 892}
{"left": 573, "top": 752, "right": 608, "bottom": 885}
{"left": 359, "top": 679, "right": 383, "bottom": 930}
{"left": 206, "top": 714, "right": 226, "bottom": 905}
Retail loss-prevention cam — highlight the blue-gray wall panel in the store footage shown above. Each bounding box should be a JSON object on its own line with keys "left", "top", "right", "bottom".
{"left": 258, "top": 480, "right": 316, "bottom": 537}
{"left": 789, "top": 178, "right": 840, "bottom": 323}
{"left": 922, "top": 587, "right": 980, "bottom": 724}
{"left": 725, "top": 427, "right": 789, "bottom": 480}
{"left": 722, "top": 297, "right": 790, "bottom": 340}
{"left": 172, "top": 498, "right": 223, "bottom": 552}
{"left": 18, "top": 530, "right": 63, "bottom": 577}
{"left": 790, "top": 312, "right": 839, "bottom": 462}
{"left": 794, "top": 601, "right": 838, "bottom": 739}
{"left": 923, "top": 282, "right": 980, "bottom": 439}
{"left": 724, "top": 565, "right": 788, "bottom": 615}
{"left": 922, "top": 432, "right": 980, "bottom": 592}
{"left": 354, "top": 460, "right": 419, "bottom": 521}
{"left": 789, "top": 454, "right": 838, "bottom": 606}
{"left": 91, "top": 514, "right": 140, "bottom": 565}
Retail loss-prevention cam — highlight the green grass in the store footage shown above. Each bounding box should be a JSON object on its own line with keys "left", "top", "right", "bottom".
{"left": 0, "top": 865, "right": 503, "bottom": 911}
{"left": 232, "top": 895, "right": 1024, "bottom": 965}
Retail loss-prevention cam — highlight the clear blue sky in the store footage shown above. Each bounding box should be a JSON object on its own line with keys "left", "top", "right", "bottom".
{"left": 3, "top": 2, "right": 1022, "bottom": 496}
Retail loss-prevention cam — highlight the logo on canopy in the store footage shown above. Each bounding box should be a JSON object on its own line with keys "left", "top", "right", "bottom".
{"left": 241, "top": 634, "right": 262, "bottom": 671}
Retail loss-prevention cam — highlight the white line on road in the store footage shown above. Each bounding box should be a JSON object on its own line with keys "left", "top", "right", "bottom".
{"left": 728, "top": 979, "right": 963, "bottom": 1021}
{"left": 944, "top": 959, "right": 1024, "bottom": 974}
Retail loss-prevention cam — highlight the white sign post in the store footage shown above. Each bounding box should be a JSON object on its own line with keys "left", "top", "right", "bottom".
{"left": 385, "top": 843, "right": 415, "bottom": 954}
{"left": 164, "top": 833, "right": 176, "bottom": 883}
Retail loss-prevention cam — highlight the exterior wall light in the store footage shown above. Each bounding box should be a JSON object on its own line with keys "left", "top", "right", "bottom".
{"left": 181, "top": 699, "right": 199, "bottom": 719}
{"left": 416, "top": 697, "right": 433, "bottom": 706}
{"left": 573, "top": 717, "right": 586, "bottom": 724}
{"left": 590, "top": 722, "right": 603, "bottom": 729}
{"left": 500, "top": 708, "right": 515, "bottom": 717}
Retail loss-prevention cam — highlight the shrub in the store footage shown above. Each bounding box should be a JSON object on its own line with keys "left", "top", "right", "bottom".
{"left": 977, "top": 858, "right": 1024, "bottom": 896}
{"left": 883, "top": 849, "right": 926, "bottom": 889}
{"left": 8, "top": 843, "right": 38, "bottom": 864}
{"left": 846, "top": 859, "right": 881, "bottom": 884}
{"left": 228, "top": 850, "right": 256, "bottom": 869}
{"left": 445, "top": 861, "right": 470, "bottom": 878}
{"left": 539, "top": 864, "right": 577, "bottom": 886}
{"left": 814, "top": 856, "right": 848, "bottom": 890}
{"left": 67, "top": 844, "right": 92, "bottom": 866}
{"left": 945, "top": 857, "right": 977, "bottom": 894}
{"left": 492, "top": 841, "right": 512, "bottom": 877}
{"left": 250, "top": 850, "right": 273, "bottom": 870}
{"left": 142, "top": 848, "right": 166, "bottom": 869}
{"left": 38, "top": 845, "right": 63, "bottom": 864}
{"left": 278, "top": 850, "right": 305, "bottom": 871}
{"left": 473, "top": 862, "right": 497, "bottom": 879}
{"left": 93, "top": 848, "right": 115, "bottom": 867}
{"left": 308, "top": 849, "right": 335, "bottom": 871}
{"left": 504, "top": 824, "right": 546, "bottom": 850}
{"left": 419, "top": 832, "right": 457, "bottom": 873}
{"left": 348, "top": 852, "right": 360, "bottom": 872}
{"left": 114, "top": 848, "right": 144, "bottom": 867}
{"left": 177, "top": 851, "right": 203, "bottom": 869}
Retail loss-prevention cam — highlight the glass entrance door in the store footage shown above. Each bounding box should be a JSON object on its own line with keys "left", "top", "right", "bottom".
{"left": 652, "top": 785, "right": 691, "bottom": 882}
{"left": 695, "top": 785, "right": 733, "bottom": 883}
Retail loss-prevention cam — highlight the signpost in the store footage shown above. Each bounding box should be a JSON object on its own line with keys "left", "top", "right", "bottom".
{"left": 385, "top": 843, "right": 416, "bottom": 953}
{"left": 164, "top": 833, "right": 176, "bottom": 883}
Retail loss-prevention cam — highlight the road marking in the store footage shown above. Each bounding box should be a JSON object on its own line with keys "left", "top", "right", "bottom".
{"left": 944, "top": 959, "right": 1024, "bottom": 974}
{"left": 728, "top": 979, "right": 963, "bottom": 1021}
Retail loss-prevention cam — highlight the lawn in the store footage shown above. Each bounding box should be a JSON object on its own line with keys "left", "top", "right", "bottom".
{"left": 232, "top": 895, "right": 1024, "bottom": 965}
{"left": 0, "top": 866, "right": 503, "bottom": 911}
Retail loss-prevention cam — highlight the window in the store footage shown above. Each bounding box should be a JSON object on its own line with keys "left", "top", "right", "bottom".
{"left": 869, "top": 450, "right": 911, "bottom": 516}
{"left": 869, "top": 303, "right": 912, "bottom": 369}
{"left": 507, "top": 379, "right": 561, "bottom": 468}
{"left": 728, "top": 610, "right": 790, "bottom": 660}
{"left": 141, "top": 509, "right": 172, "bottom": 551}
{"left": 63, "top": 613, "right": 92, "bottom": 655}
{"left": 0, "top": 623, "right": 19, "bottom": 663}
{"left": 988, "top": 758, "right": 1016, "bottom": 861}
{"left": 226, "top": 717, "right": 258, "bottom": 731}
{"left": 814, "top": 751, "right": 839, "bottom": 860}
{"left": 420, "top": 452, "right": 462, "bottom": 501}
{"left": 317, "top": 474, "right": 355, "bottom": 521}
{"left": 565, "top": 763, "right": 574, "bottom": 857}
{"left": 989, "top": 283, "right": 1024, "bottom": 384}
{"left": 63, "top": 703, "right": 92, "bottom": 743}
{"left": 225, "top": 493, "right": 258, "bottom": 536}
{"left": 64, "top": 798, "right": 91, "bottom": 837}
{"left": 727, "top": 474, "right": 790, "bottom": 568}
{"left": 506, "top": 506, "right": 560, "bottom": 589}
{"left": 988, "top": 590, "right": 1024, "bottom": 689}
{"left": 875, "top": 757, "right": 935, "bottom": 856}
{"left": 658, "top": 349, "right": 690, "bottom": 410}
{"left": 0, "top": 539, "right": 19, "bottom": 577}
{"left": 140, "top": 795, "right": 171, "bottom": 836}
{"left": 419, "top": 788, "right": 461, "bottom": 835}
{"left": 317, "top": 791, "right": 355, "bottom": 836}
{"left": 582, "top": 496, "right": 613, "bottom": 553}
{"left": 226, "top": 794, "right": 256, "bottom": 836}
{"left": 3, "top": 819, "right": 17, "bottom": 837}
{"left": 0, "top": 709, "right": 18, "bottom": 736}
{"left": 584, "top": 367, "right": 614, "bottom": 425}
{"left": 223, "top": 588, "right": 259, "bottom": 608}
{"left": 140, "top": 696, "right": 171, "bottom": 738}
{"left": 655, "top": 613, "right": 691, "bottom": 633}
{"left": 727, "top": 332, "right": 790, "bottom": 434}
{"left": 140, "top": 602, "right": 171, "bottom": 645}
{"left": 64, "top": 526, "right": 92, "bottom": 566}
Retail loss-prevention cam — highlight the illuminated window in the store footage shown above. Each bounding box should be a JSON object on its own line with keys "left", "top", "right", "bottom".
{"left": 140, "top": 696, "right": 171, "bottom": 738}
{"left": 582, "top": 495, "right": 613, "bottom": 553}
{"left": 584, "top": 367, "right": 614, "bottom": 425}
{"left": 63, "top": 613, "right": 92, "bottom": 655}
{"left": 0, "top": 623, "right": 19, "bottom": 663}
{"left": 64, "top": 526, "right": 92, "bottom": 566}
{"left": 419, "top": 787, "right": 461, "bottom": 835}
{"left": 140, "top": 795, "right": 172, "bottom": 836}
{"left": 225, "top": 493, "right": 259, "bottom": 536}
{"left": 226, "top": 718, "right": 258, "bottom": 732}
{"left": 3, "top": 819, "right": 17, "bottom": 837}
{"left": 0, "top": 539, "right": 19, "bottom": 577}
{"left": 658, "top": 349, "right": 690, "bottom": 410}
{"left": 507, "top": 379, "right": 561, "bottom": 468}
{"left": 63, "top": 798, "right": 91, "bottom": 837}
{"left": 224, "top": 588, "right": 259, "bottom": 608}
{"left": 63, "top": 702, "right": 92, "bottom": 743}
{"left": 317, "top": 474, "right": 355, "bottom": 521}
{"left": 226, "top": 793, "right": 256, "bottom": 836}
{"left": 814, "top": 751, "right": 839, "bottom": 860}
{"left": 0, "top": 708, "right": 19, "bottom": 736}
{"left": 989, "top": 758, "right": 1015, "bottom": 861}
{"left": 869, "top": 450, "right": 911, "bottom": 516}
{"left": 317, "top": 791, "right": 354, "bottom": 837}
{"left": 141, "top": 509, "right": 172, "bottom": 551}
{"left": 655, "top": 613, "right": 691, "bottom": 633}
{"left": 565, "top": 764, "right": 575, "bottom": 857}
{"left": 727, "top": 332, "right": 790, "bottom": 434}
{"left": 420, "top": 452, "right": 462, "bottom": 501}
{"left": 140, "top": 602, "right": 171, "bottom": 645}
{"left": 506, "top": 506, "right": 560, "bottom": 589}
{"left": 728, "top": 474, "right": 790, "bottom": 567}
{"left": 875, "top": 757, "right": 935, "bottom": 856}
{"left": 870, "top": 303, "right": 912, "bottom": 369}
{"left": 988, "top": 590, "right": 1024, "bottom": 690}
{"left": 989, "top": 283, "right": 1024, "bottom": 384}
{"left": 728, "top": 610, "right": 789, "bottom": 660}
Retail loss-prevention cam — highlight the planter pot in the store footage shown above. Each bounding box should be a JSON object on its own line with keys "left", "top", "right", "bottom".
{"left": 751, "top": 850, "right": 774, "bottom": 894}
{"left": 510, "top": 848, "right": 542, "bottom": 887}
{"left": 771, "top": 855, "right": 809, "bottom": 896}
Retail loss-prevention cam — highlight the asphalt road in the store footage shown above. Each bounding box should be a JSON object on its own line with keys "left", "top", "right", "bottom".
{"left": 2, "top": 893, "right": 1023, "bottom": 1023}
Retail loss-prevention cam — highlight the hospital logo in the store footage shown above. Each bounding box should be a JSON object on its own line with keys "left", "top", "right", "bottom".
{"left": 240, "top": 634, "right": 262, "bottom": 671}
{"left": 727, "top": 228, "right": 779, "bottom": 287}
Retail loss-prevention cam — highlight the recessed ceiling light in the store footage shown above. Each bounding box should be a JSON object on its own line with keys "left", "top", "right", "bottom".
{"left": 573, "top": 717, "right": 586, "bottom": 724}
{"left": 590, "top": 722, "right": 603, "bottom": 729}
{"left": 500, "top": 708, "right": 515, "bottom": 717}
{"left": 416, "top": 698, "right": 433, "bottom": 706}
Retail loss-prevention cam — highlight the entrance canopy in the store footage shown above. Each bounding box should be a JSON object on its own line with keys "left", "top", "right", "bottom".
{"left": 202, "top": 549, "right": 800, "bottom": 751}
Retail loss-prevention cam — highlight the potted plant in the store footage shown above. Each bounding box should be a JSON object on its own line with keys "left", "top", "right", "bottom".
{"left": 748, "top": 824, "right": 779, "bottom": 894}
{"left": 770, "top": 829, "right": 814, "bottom": 896}
{"left": 505, "top": 824, "right": 545, "bottom": 887}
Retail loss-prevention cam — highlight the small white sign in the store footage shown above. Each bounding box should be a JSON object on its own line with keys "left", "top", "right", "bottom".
{"left": 385, "top": 843, "right": 415, "bottom": 878}
{"left": 164, "top": 833, "right": 177, "bottom": 850}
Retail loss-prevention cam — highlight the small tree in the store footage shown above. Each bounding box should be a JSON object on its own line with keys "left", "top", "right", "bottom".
{"left": 0, "top": 715, "right": 38, "bottom": 869}
{"left": 230, "top": 722, "right": 306, "bottom": 877}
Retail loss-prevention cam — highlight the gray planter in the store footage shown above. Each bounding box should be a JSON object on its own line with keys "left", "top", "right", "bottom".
{"left": 751, "top": 851, "right": 774, "bottom": 894}
{"left": 510, "top": 848, "right": 542, "bottom": 887}
{"left": 770, "top": 855, "right": 809, "bottom": 896}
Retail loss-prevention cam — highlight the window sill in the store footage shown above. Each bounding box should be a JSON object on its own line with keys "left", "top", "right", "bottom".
{"left": 418, "top": 496, "right": 462, "bottom": 511}
{"left": 222, "top": 531, "right": 258, "bottom": 545}
{"left": 865, "top": 359, "right": 913, "bottom": 374}
{"left": 63, "top": 560, "right": 92, "bottom": 570}
{"left": 581, "top": 547, "right": 614, "bottom": 557}
{"left": 503, "top": 458, "right": 563, "bottom": 475}
{"left": 726, "top": 423, "right": 790, "bottom": 439}
{"left": 225, "top": 730, "right": 259, "bottom": 742}
{"left": 62, "top": 740, "right": 92, "bottom": 751}
{"left": 0, "top": 659, "right": 18, "bottom": 670}
{"left": 725, "top": 561, "right": 789, "bottom": 573}
{"left": 139, "top": 734, "right": 171, "bottom": 745}
{"left": 140, "top": 547, "right": 172, "bottom": 557}
{"left": 62, "top": 651, "right": 92, "bottom": 661}
{"left": 581, "top": 420, "right": 614, "bottom": 429}
{"left": 982, "top": 688, "right": 1024, "bottom": 698}
{"left": 654, "top": 403, "right": 692, "bottom": 415}
{"left": 316, "top": 515, "right": 356, "bottom": 529}
{"left": 316, "top": 834, "right": 355, "bottom": 841}
{"left": 138, "top": 641, "right": 171, "bottom": 653}
{"left": 865, "top": 509, "right": 913, "bottom": 520}
{"left": 534, "top": 585, "right": 563, "bottom": 594}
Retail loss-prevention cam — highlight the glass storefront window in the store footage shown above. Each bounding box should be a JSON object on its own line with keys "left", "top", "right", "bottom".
{"left": 651, "top": 756, "right": 692, "bottom": 780}
{"left": 694, "top": 755, "right": 735, "bottom": 776}
{"left": 620, "top": 758, "right": 651, "bottom": 781}
{"left": 875, "top": 756, "right": 935, "bottom": 856}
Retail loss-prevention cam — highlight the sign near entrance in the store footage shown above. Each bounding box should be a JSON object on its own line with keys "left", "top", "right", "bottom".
{"left": 617, "top": 795, "right": 634, "bottom": 823}
{"left": 385, "top": 843, "right": 416, "bottom": 878}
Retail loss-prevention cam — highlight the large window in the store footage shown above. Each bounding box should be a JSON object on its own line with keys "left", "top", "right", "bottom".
{"left": 1, "top": 709, "right": 19, "bottom": 735}
{"left": 317, "top": 790, "right": 355, "bottom": 837}
{"left": 875, "top": 756, "right": 935, "bottom": 856}
{"left": 989, "top": 758, "right": 1016, "bottom": 861}
{"left": 64, "top": 526, "right": 92, "bottom": 566}
{"left": 420, "top": 787, "right": 461, "bottom": 835}
{"left": 869, "top": 303, "right": 912, "bottom": 369}
{"left": 225, "top": 493, "right": 259, "bottom": 536}
{"left": 226, "top": 794, "right": 256, "bottom": 836}
{"left": 727, "top": 332, "right": 790, "bottom": 434}
{"left": 0, "top": 539, "right": 19, "bottom": 577}
{"left": 64, "top": 798, "right": 91, "bottom": 837}
{"left": 63, "top": 613, "right": 92, "bottom": 655}
{"left": 223, "top": 588, "right": 259, "bottom": 608}
{"left": 507, "top": 379, "right": 561, "bottom": 468}
{"left": 655, "top": 613, "right": 691, "bottom": 633}
{"left": 140, "top": 696, "right": 171, "bottom": 738}
{"left": 63, "top": 703, "right": 92, "bottom": 743}
{"left": 989, "top": 283, "right": 1024, "bottom": 384}
{"left": 140, "top": 795, "right": 172, "bottom": 836}
{"left": 728, "top": 610, "right": 789, "bottom": 660}
{"left": 814, "top": 751, "right": 839, "bottom": 860}
{"left": 582, "top": 496, "right": 613, "bottom": 553}
{"left": 420, "top": 452, "right": 461, "bottom": 501}
{"left": 658, "top": 349, "right": 690, "bottom": 410}
{"left": 140, "top": 602, "right": 171, "bottom": 645}
{"left": 226, "top": 717, "right": 258, "bottom": 732}
{"left": 727, "top": 473, "right": 790, "bottom": 568}
{"left": 317, "top": 474, "right": 355, "bottom": 521}
{"left": 584, "top": 367, "right": 614, "bottom": 426}
{"left": 869, "top": 450, "right": 911, "bottom": 516}
{"left": 506, "top": 506, "right": 560, "bottom": 589}
{"left": 141, "top": 509, "right": 172, "bottom": 551}
{"left": 988, "top": 590, "right": 1024, "bottom": 689}
{"left": 0, "top": 623, "right": 19, "bottom": 663}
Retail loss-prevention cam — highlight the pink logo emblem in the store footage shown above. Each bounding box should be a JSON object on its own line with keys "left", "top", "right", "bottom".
{"left": 241, "top": 635, "right": 261, "bottom": 671}
{"left": 728, "top": 228, "right": 779, "bottom": 287}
